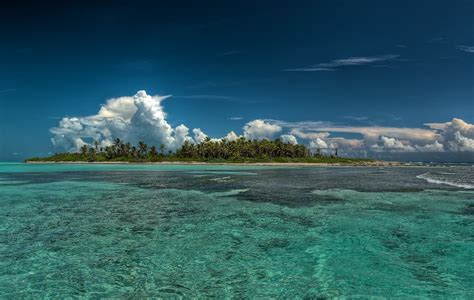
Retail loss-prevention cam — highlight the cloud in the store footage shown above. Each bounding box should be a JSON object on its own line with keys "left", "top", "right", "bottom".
{"left": 262, "top": 118, "right": 474, "bottom": 160}
{"left": 173, "top": 124, "right": 194, "bottom": 149}
{"left": 457, "top": 45, "right": 474, "bottom": 53}
{"left": 309, "top": 138, "right": 328, "bottom": 150}
{"left": 128, "top": 90, "right": 179, "bottom": 148}
{"left": 49, "top": 90, "right": 474, "bottom": 162}
{"left": 451, "top": 132, "right": 474, "bottom": 151}
{"left": 371, "top": 136, "right": 415, "bottom": 152}
{"left": 243, "top": 119, "right": 282, "bottom": 140}
{"left": 268, "top": 120, "right": 332, "bottom": 130}
{"left": 51, "top": 90, "right": 197, "bottom": 151}
{"left": 285, "top": 54, "right": 400, "bottom": 71}
{"left": 309, "top": 136, "right": 366, "bottom": 156}
{"left": 415, "top": 141, "right": 445, "bottom": 152}
{"left": 370, "top": 137, "right": 446, "bottom": 153}
{"left": 279, "top": 134, "right": 298, "bottom": 145}
{"left": 224, "top": 131, "right": 240, "bottom": 142}
{"left": 191, "top": 130, "right": 242, "bottom": 144}
{"left": 229, "top": 117, "right": 243, "bottom": 120}
{"left": 311, "top": 125, "right": 438, "bottom": 144}
{"left": 97, "top": 96, "right": 138, "bottom": 121}
{"left": 343, "top": 116, "right": 369, "bottom": 122}
{"left": 290, "top": 128, "right": 330, "bottom": 140}
{"left": 426, "top": 118, "right": 474, "bottom": 151}
{"left": 327, "top": 137, "right": 365, "bottom": 150}
{"left": 193, "top": 128, "right": 208, "bottom": 144}
{"left": 275, "top": 120, "right": 437, "bottom": 143}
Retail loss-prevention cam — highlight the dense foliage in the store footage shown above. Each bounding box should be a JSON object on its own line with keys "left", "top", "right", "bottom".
{"left": 176, "top": 137, "right": 310, "bottom": 160}
{"left": 27, "top": 137, "right": 371, "bottom": 164}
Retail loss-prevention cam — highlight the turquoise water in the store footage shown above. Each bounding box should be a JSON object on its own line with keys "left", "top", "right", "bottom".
{"left": 1, "top": 163, "right": 473, "bottom": 298}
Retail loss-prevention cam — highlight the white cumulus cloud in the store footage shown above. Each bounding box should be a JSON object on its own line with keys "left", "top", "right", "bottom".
{"left": 280, "top": 134, "right": 298, "bottom": 145}
{"left": 309, "top": 138, "right": 328, "bottom": 149}
{"left": 51, "top": 90, "right": 200, "bottom": 151}
{"left": 371, "top": 136, "right": 415, "bottom": 152}
{"left": 192, "top": 128, "right": 208, "bottom": 144}
{"left": 426, "top": 118, "right": 474, "bottom": 152}
{"left": 243, "top": 119, "right": 282, "bottom": 140}
{"left": 224, "top": 131, "right": 240, "bottom": 142}
{"left": 49, "top": 90, "right": 474, "bottom": 162}
{"left": 263, "top": 117, "right": 474, "bottom": 160}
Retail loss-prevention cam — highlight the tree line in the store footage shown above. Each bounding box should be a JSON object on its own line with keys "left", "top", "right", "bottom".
{"left": 74, "top": 137, "right": 338, "bottom": 161}
{"left": 81, "top": 138, "right": 169, "bottom": 160}
{"left": 176, "top": 137, "right": 311, "bottom": 159}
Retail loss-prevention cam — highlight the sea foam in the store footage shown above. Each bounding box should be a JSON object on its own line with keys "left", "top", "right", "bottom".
{"left": 416, "top": 173, "right": 474, "bottom": 189}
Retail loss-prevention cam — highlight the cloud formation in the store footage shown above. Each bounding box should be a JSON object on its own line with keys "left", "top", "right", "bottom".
{"left": 426, "top": 118, "right": 474, "bottom": 151}
{"left": 243, "top": 119, "right": 282, "bottom": 140}
{"left": 224, "top": 131, "right": 240, "bottom": 142}
{"left": 50, "top": 90, "right": 474, "bottom": 161}
{"left": 192, "top": 128, "right": 208, "bottom": 144}
{"left": 457, "top": 45, "right": 474, "bottom": 53}
{"left": 279, "top": 134, "right": 298, "bottom": 145}
{"left": 312, "top": 125, "right": 438, "bottom": 144}
{"left": 267, "top": 118, "right": 474, "bottom": 160}
{"left": 51, "top": 90, "right": 194, "bottom": 151}
{"left": 371, "top": 136, "right": 415, "bottom": 152}
{"left": 309, "top": 138, "right": 328, "bottom": 150}
{"left": 285, "top": 54, "right": 399, "bottom": 71}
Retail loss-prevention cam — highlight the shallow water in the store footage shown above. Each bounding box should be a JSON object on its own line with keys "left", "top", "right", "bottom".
{"left": 1, "top": 163, "right": 473, "bottom": 298}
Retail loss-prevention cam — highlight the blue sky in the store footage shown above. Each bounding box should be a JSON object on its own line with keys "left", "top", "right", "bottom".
{"left": 0, "top": 1, "right": 473, "bottom": 161}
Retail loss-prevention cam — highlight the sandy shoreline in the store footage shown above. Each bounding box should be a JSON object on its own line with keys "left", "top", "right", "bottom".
{"left": 25, "top": 160, "right": 404, "bottom": 167}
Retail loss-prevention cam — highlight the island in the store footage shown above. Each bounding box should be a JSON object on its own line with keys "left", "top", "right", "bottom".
{"left": 26, "top": 138, "right": 397, "bottom": 166}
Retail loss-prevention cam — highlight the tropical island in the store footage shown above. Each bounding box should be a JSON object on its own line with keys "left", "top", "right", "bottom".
{"left": 26, "top": 137, "right": 392, "bottom": 165}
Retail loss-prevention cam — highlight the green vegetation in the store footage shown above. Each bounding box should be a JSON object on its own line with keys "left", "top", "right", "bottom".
{"left": 27, "top": 137, "right": 372, "bottom": 164}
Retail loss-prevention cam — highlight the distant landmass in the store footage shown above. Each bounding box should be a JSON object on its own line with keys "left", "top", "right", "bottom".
{"left": 26, "top": 137, "right": 380, "bottom": 165}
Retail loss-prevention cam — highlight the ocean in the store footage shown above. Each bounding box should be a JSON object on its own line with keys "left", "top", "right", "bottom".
{"left": 0, "top": 163, "right": 473, "bottom": 298}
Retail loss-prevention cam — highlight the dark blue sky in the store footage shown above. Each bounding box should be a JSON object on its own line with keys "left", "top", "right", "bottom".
{"left": 1, "top": 1, "right": 473, "bottom": 161}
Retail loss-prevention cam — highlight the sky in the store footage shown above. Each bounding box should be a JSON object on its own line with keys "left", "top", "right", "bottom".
{"left": 0, "top": 0, "right": 473, "bottom": 162}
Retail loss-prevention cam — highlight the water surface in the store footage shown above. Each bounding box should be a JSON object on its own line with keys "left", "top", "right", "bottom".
{"left": 1, "top": 163, "right": 473, "bottom": 298}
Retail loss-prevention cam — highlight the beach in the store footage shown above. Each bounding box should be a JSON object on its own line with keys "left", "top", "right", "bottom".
{"left": 25, "top": 160, "right": 404, "bottom": 167}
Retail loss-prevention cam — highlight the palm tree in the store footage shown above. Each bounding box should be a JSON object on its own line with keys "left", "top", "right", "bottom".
{"left": 159, "top": 144, "right": 165, "bottom": 156}
{"left": 113, "top": 138, "right": 122, "bottom": 156}
{"left": 105, "top": 146, "right": 114, "bottom": 159}
{"left": 120, "top": 143, "right": 127, "bottom": 157}
{"left": 138, "top": 141, "right": 148, "bottom": 158}
{"left": 80, "top": 144, "right": 88, "bottom": 157}
{"left": 131, "top": 146, "right": 138, "bottom": 158}
{"left": 125, "top": 142, "right": 131, "bottom": 157}
{"left": 149, "top": 146, "right": 158, "bottom": 158}
{"left": 88, "top": 147, "right": 96, "bottom": 161}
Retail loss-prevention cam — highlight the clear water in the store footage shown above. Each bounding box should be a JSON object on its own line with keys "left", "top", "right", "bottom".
{"left": 1, "top": 163, "right": 473, "bottom": 298}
